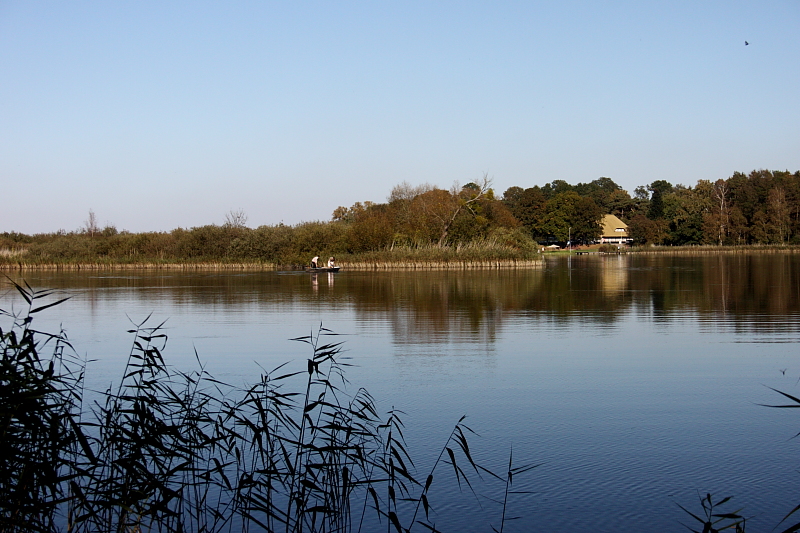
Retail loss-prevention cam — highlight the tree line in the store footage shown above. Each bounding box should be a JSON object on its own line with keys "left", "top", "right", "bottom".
{"left": 2, "top": 168, "right": 798, "bottom": 266}
{"left": 502, "top": 169, "right": 800, "bottom": 246}
{"left": 0, "top": 175, "right": 536, "bottom": 265}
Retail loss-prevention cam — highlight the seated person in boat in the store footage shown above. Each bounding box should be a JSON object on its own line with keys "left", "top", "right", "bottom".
{"left": 327, "top": 257, "right": 335, "bottom": 268}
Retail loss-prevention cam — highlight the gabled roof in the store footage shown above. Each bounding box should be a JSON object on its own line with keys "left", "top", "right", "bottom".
{"left": 600, "top": 214, "right": 628, "bottom": 237}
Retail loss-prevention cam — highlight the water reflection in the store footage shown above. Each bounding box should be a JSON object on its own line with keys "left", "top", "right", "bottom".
{"left": 5, "top": 253, "right": 800, "bottom": 343}
{"left": 3, "top": 255, "right": 800, "bottom": 533}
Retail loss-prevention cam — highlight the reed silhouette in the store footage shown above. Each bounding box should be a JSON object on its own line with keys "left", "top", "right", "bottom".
{"left": 0, "top": 280, "right": 536, "bottom": 533}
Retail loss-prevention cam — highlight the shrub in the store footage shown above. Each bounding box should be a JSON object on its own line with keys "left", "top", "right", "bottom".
{"left": 598, "top": 244, "right": 621, "bottom": 253}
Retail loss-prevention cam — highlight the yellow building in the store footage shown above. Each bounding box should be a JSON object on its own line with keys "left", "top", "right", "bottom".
{"left": 599, "top": 214, "right": 632, "bottom": 244}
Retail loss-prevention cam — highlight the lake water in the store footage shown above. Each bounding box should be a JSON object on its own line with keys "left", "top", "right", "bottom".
{"left": 3, "top": 253, "right": 800, "bottom": 532}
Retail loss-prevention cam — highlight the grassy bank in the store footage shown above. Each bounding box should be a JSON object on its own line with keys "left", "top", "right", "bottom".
{"left": 0, "top": 215, "right": 541, "bottom": 268}
{"left": 0, "top": 235, "right": 543, "bottom": 270}
{"left": 6, "top": 243, "right": 800, "bottom": 271}
{"left": 333, "top": 241, "right": 541, "bottom": 270}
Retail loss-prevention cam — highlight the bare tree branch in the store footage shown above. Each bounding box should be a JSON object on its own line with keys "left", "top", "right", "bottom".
{"left": 84, "top": 209, "right": 99, "bottom": 238}
{"left": 224, "top": 208, "right": 248, "bottom": 229}
{"left": 437, "top": 173, "right": 492, "bottom": 245}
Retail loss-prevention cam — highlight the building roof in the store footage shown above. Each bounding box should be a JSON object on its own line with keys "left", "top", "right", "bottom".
{"left": 600, "top": 214, "right": 629, "bottom": 237}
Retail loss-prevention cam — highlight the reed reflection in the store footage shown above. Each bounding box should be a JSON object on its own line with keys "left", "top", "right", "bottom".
{"left": 350, "top": 270, "right": 542, "bottom": 346}
{"left": 6, "top": 253, "right": 800, "bottom": 343}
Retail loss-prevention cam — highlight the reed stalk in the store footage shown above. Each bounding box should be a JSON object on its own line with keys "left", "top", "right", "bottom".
{"left": 0, "top": 262, "right": 279, "bottom": 271}
{"left": 338, "top": 260, "right": 543, "bottom": 270}
{"left": 0, "top": 280, "right": 535, "bottom": 533}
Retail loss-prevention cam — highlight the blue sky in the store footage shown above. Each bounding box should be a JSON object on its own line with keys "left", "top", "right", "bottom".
{"left": 2, "top": 1, "right": 798, "bottom": 233}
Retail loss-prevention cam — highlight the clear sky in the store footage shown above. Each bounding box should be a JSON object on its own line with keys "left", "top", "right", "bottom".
{"left": 2, "top": 1, "right": 798, "bottom": 234}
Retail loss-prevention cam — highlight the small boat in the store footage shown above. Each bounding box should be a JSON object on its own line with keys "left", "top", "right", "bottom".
{"left": 305, "top": 267, "right": 341, "bottom": 273}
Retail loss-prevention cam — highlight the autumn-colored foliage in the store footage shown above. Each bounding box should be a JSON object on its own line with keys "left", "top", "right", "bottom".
{"left": 502, "top": 170, "right": 800, "bottom": 246}
{"left": 2, "top": 169, "right": 799, "bottom": 267}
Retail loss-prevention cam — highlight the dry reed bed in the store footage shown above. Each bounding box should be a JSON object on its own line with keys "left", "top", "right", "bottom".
{"left": 1, "top": 259, "right": 543, "bottom": 271}
{"left": 629, "top": 245, "right": 800, "bottom": 255}
{"left": 0, "top": 262, "right": 278, "bottom": 271}
{"left": 0, "top": 249, "right": 25, "bottom": 258}
{"left": 340, "top": 259, "right": 543, "bottom": 270}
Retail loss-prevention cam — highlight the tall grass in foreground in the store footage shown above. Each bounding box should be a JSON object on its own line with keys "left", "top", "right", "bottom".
{"left": 10, "top": 280, "right": 798, "bottom": 532}
{"left": 1, "top": 281, "right": 536, "bottom": 533}
{"left": 677, "top": 493, "right": 747, "bottom": 533}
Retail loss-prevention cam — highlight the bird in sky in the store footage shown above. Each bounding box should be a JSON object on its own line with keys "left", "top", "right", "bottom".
{"left": 745, "top": 41, "right": 749, "bottom": 45}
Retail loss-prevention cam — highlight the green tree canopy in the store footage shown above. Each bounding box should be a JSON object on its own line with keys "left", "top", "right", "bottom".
{"left": 538, "top": 191, "right": 602, "bottom": 244}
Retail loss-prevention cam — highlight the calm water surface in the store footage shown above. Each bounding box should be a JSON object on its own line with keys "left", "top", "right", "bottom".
{"left": 4, "top": 253, "right": 800, "bottom": 532}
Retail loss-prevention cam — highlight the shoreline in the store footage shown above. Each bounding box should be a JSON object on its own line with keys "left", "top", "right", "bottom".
{"left": 3, "top": 245, "right": 800, "bottom": 271}
{"left": 0, "top": 258, "right": 544, "bottom": 271}
{"left": 338, "top": 259, "right": 543, "bottom": 270}
{"left": 0, "top": 262, "right": 279, "bottom": 271}
{"left": 626, "top": 245, "right": 800, "bottom": 255}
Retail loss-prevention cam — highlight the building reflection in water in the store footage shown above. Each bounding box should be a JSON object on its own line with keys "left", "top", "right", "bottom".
{"left": 5, "top": 253, "right": 800, "bottom": 346}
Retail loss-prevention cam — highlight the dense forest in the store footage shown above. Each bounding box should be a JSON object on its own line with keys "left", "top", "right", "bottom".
{"left": 1, "top": 169, "right": 799, "bottom": 266}
{"left": 503, "top": 169, "right": 800, "bottom": 246}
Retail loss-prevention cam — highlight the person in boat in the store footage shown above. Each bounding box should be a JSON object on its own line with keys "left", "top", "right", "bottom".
{"left": 327, "top": 257, "right": 335, "bottom": 268}
{"left": 311, "top": 256, "right": 319, "bottom": 268}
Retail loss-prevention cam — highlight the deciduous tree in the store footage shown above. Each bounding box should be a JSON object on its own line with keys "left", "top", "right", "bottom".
{"left": 224, "top": 208, "right": 248, "bottom": 229}
{"left": 647, "top": 180, "right": 673, "bottom": 220}
{"left": 538, "top": 191, "right": 602, "bottom": 244}
{"left": 508, "top": 187, "right": 547, "bottom": 237}
{"left": 628, "top": 214, "right": 667, "bottom": 245}
{"left": 411, "top": 175, "right": 493, "bottom": 245}
{"left": 767, "top": 187, "right": 791, "bottom": 243}
{"left": 711, "top": 179, "right": 731, "bottom": 245}
{"left": 84, "top": 209, "right": 99, "bottom": 238}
